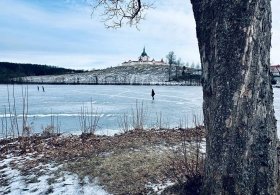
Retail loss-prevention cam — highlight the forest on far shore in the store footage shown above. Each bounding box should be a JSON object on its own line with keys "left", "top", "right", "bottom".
{"left": 0, "top": 62, "right": 85, "bottom": 83}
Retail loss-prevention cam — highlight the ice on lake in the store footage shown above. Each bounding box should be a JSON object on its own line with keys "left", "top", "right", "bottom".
{"left": 0, "top": 85, "right": 203, "bottom": 136}
{"left": 0, "top": 85, "right": 280, "bottom": 137}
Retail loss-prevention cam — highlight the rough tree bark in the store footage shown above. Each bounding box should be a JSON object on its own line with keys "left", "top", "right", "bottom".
{"left": 190, "top": 0, "right": 279, "bottom": 194}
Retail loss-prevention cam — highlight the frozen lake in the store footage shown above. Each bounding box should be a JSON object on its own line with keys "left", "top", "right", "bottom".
{"left": 0, "top": 85, "right": 203, "bottom": 136}
{"left": 0, "top": 85, "right": 280, "bottom": 136}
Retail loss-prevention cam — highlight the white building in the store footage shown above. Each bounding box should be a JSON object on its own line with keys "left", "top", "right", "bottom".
{"left": 271, "top": 64, "right": 280, "bottom": 76}
{"left": 122, "top": 48, "right": 167, "bottom": 66}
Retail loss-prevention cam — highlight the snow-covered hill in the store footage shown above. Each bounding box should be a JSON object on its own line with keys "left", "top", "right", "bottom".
{"left": 17, "top": 65, "right": 183, "bottom": 85}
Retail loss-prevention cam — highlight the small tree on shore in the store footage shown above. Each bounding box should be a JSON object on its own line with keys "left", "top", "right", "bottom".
{"left": 166, "top": 51, "right": 176, "bottom": 82}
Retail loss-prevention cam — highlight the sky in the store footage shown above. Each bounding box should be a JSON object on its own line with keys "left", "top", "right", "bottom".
{"left": 0, "top": 0, "right": 279, "bottom": 70}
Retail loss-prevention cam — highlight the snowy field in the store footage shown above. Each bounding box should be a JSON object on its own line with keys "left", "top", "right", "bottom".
{"left": 0, "top": 84, "right": 280, "bottom": 137}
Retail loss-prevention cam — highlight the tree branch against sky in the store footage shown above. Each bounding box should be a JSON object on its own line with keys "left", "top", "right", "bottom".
{"left": 90, "top": 0, "right": 154, "bottom": 28}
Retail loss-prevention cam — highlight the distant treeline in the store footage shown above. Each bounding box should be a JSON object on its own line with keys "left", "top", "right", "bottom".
{"left": 0, "top": 62, "right": 85, "bottom": 83}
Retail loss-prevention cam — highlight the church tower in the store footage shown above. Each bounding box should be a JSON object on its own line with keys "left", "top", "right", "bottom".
{"left": 139, "top": 47, "right": 149, "bottom": 62}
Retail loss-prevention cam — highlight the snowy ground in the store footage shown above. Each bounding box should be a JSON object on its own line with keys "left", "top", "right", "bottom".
{"left": 0, "top": 152, "right": 177, "bottom": 195}
{"left": 0, "top": 153, "right": 109, "bottom": 195}
{"left": 0, "top": 128, "right": 204, "bottom": 195}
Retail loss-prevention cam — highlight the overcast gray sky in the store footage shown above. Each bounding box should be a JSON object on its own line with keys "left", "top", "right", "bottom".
{"left": 0, "top": 0, "right": 279, "bottom": 70}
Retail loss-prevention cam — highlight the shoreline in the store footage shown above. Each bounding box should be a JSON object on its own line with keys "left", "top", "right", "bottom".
{"left": 3, "top": 81, "right": 201, "bottom": 86}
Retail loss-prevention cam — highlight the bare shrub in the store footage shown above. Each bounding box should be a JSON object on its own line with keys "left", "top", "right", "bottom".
{"left": 42, "top": 125, "right": 55, "bottom": 137}
{"left": 152, "top": 111, "right": 171, "bottom": 130}
{"left": 22, "top": 126, "right": 32, "bottom": 137}
{"left": 179, "top": 115, "right": 188, "bottom": 130}
{"left": 79, "top": 99, "right": 101, "bottom": 134}
{"left": 117, "top": 112, "right": 130, "bottom": 133}
{"left": 117, "top": 100, "right": 148, "bottom": 132}
{"left": 2, "top": 106, "right": 8, "bottom": 139}
{"left": 155, "top": 111, "right": 163, "bottom": 129}
{"left": 50, "top": 111, "right": 61, "bottom": 134}
{"left": 6, "top": 85, "right": 18, "bottom": 137}
{"left": 21, "top": 85, "right": 30, "bottom": 137}
{"left": 167, "top": 115, "right": 205, "bottom": 194}
{"left": 4, "top": 85, "right": 31, "bottom": 138}
{"left": 131, "top": 100, "right": 147, "bottom": 131}
{"left": 55, "top": 115, "right": 61, "bottom": 134}
{"left": 0, "top": 116, "right": 3, "bottom": 138}
{"left": 42, "top": 112, "right": 60, "bottom": 136}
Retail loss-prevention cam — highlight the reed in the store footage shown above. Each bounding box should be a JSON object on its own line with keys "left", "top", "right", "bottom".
{"left": 21, "top": 85, "right": 31, "bottom": 137}
{"left": 117, "top": 112, "right": 130, "bottom": 133}
{"left": 1, "top": 85, "right": 32, "bottom": 138}
{"left": 131, "top": 100, "right": 147, "bottom": 131}
{"left": 79, "top": 98, "right": 101, "bottom": 134}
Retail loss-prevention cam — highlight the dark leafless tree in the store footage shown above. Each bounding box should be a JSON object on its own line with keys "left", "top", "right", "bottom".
{"left": 90, "top": 0, "right": 153, "bottom": 28}
{"left": 166, "top": 51, "right": 176, "bottom": 82}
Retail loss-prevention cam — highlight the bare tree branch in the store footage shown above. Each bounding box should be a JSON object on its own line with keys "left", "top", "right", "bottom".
{"left": 90, "top": 0, "right": 153, "bottom": 28}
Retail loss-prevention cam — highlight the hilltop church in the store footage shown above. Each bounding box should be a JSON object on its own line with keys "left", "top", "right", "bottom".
{"left": 121, "top": 48, "right": 167, "bottom": 66}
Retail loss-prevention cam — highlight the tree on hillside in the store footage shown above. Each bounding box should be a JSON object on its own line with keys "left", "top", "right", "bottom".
{"left": 166, "top": 51, "right": 176, "bottom": 82}
{"left": 190, "top": 62, "right": 195, "bottom": 69}
{"left": 175, "top": 58, "right": 182, "bottom": 81}
{"left": 182, "top": 66, "right": 186, "bottom": 77}
{"left": 92, "top": 0, "right": 279, "bottom": 194}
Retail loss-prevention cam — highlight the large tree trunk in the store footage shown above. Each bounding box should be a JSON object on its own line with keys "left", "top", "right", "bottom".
{"left": 190, "top": 0, "right": 279, "bottom": 194}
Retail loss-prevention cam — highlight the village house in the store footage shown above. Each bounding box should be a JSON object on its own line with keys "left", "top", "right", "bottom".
{"left": 271, "top": 64, "right": 280, "bottom": 76}
{"left": 270, "top": 64, "right": 280, "bottom": 85}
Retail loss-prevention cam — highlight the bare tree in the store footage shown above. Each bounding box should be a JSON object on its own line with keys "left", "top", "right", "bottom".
{"left": 90, "top": 0, "right": 153, "bottom": 28}
{"left": 175, "top": 58, "right": 182, "bottom": 81}
{"left": 92, "top": 0, "right": 279, "bottom": 194}
{"left": 166, "top": 51, "right": 176, "bottom": 82}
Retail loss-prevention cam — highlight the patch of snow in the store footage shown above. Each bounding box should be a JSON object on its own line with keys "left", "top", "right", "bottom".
{"left": 51, "top": 175, "right": 108, "bottom": 195}
{"left": 146, "top": 181, "right": 175, "bottom": 194}
{"left": 0, "top": 154, "right": 109, "bottom": 195}
{"left": 0, "top": 155, "right": 26, "bottom": 194}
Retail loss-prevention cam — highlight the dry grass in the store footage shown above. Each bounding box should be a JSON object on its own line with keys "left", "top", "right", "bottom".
{"left": 66, "top": 148, "right": 173, "bottom": 194}
{"left": 0, "top": 127, "right": 206, "bottom": 194}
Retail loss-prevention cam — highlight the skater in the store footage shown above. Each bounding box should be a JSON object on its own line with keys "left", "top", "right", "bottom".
{"left": 37, "top": 86, "right": 39, "bottom": 91}
{"left": 151, "top": 89, "right": 155, "bottom": 100}
{"left": 42, "top": 86, "right": 45, "bottom": 92}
